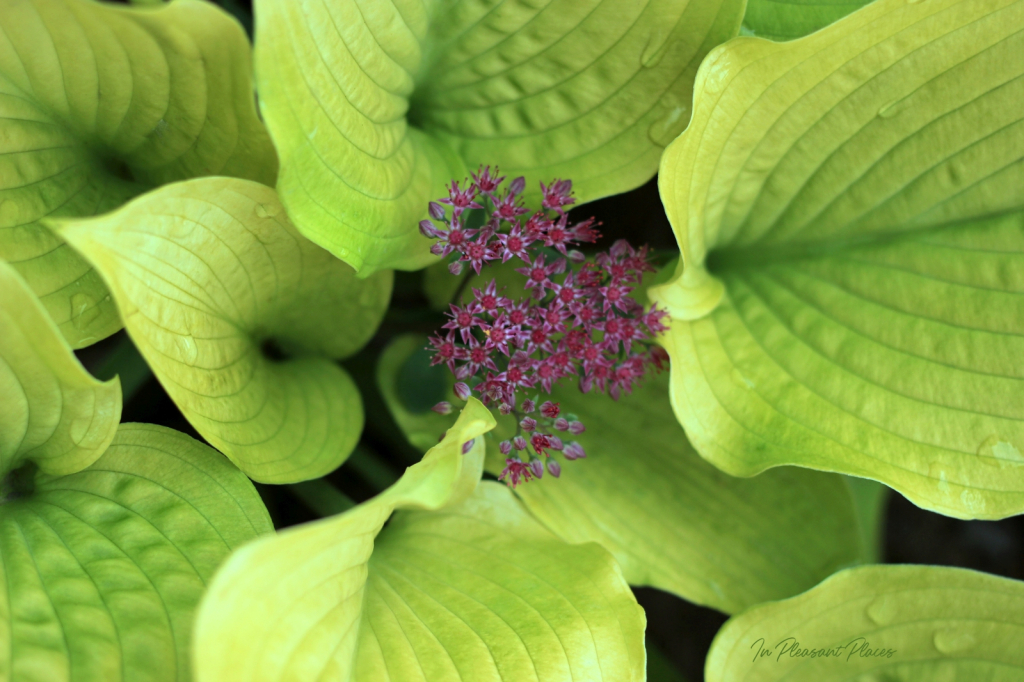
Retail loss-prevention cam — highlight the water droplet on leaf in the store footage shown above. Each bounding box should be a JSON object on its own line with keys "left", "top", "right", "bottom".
{"left": 877, "top": 98, "right": 909, "bottom": 119}
{"left": 648, "top": 102, "right": 689, "bottom": 146}
{"left": 977, "top": 434, "right": 1024, "bottom": 468}
{"left": 960, "top": 488, "right": 986, "bottom": 514}
{"left": 70, "top": 293, "right": 100, "bottom": 330}
{"left": 933, "top": 628, "right": 975, "bottom": 654}
{"left": 866, "top": 596, "right": 897, "bottom": 625}
{"left": 730, "top": 368, "right": 755, "bottom": 389}
{"left": 255, "top": 203, "right": 280, "bottom": 219}
{"left": 641, "top": 29, "right": 671, "bottom": 68}
{"left": 176, "top": 335, "right": 199, "bottom": 366}
{"left": 69, "top": 416, "right": 91, "bottom": 445}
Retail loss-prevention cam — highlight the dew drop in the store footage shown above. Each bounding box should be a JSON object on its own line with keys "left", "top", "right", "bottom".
{"left": 647, "top": 103, "right": 689, "bottom": 146}
{"left": 641, "top": 29, "right": 671, "bottom": 68}
{"left": 960, "top": 488, "right": 986, "bottom": 514}
{"left": 877, "top": 98, "right": 909, "bottom": 119}
{"left": 255, "top": 203, "right": 280, "bottom": 219}
{"left": 69, "top": 416, "right": 91, "bottom": 445}
{"left": 933, "top": 628, "right": 975, "bottom": 654}
{"left": 150, "top": 118, "right": 168, "bottom": 138}
{"left": 69, "top": 293, "right": 100, "bottom": 330}
{"left": 730, "top": 368, "right": 755, "bottom": 389}
{"left": 977, "top": 434, "right": 1024, "bottom": 468}
{"left": 176, "top": 335, "right": 199, "bottom": 366}
{"left": 865, "top": 596, "right": 897, "bottom": 626}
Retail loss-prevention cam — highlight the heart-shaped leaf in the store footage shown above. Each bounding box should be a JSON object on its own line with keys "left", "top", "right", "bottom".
{"left": 195, "top": 400, "right": 645, "bottom": 682}
{"left": 57, "top": 177, "right": 393, "bottom": 484}
{"left": 0, "top": 0, "right": 277, "bottom": 348}
{"left": 0, "top": 259, "right": 120, "bottom": 477}
{"left": 253, "top": 0, "right": 745, "bottom": 275}
{"left": 649, "top": 0, "right": 1024, "bottom": 519}
{"left": 742, "top": 0, "right": 873, "bottom": 40}
{"left": 377, "top": 334, "right": 865, "bottom": 614}
{"left": 0, "top": 422, "right": 273, "bottom": 682}
{"left": 706, "top": 565, "right": 1024, "bottom": 681}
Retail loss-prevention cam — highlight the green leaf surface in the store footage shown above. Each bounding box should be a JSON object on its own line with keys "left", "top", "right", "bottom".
{"left": 705, "top": 565, "right": 1024, "bottom": 682}
{"left": 57, "top": 177, "right": 393, "bottom": 484}
{"left": 0, "top": 422, "right": 272, "bottom": 682}
{"left": 378, "top": 334, "right": 863, "bottom": 614}
{"left": 254, "top": 0, "right": 745, "bottom": 275}
{"left": 0, "top": 259, "right": 120, "bottom": 477}
{"left": 649, "top": 0, "right": 1024, "bottom": 519}
{"left": 0, "top": 0, "right": 278, "bottom": 348}
{"left": 742, "top": 0, "right": 873, "bottom": 41}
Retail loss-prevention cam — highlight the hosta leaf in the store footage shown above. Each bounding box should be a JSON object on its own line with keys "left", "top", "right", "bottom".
{"left": 705, "top": 565, "right": 1024, "bottom": 682}
{"left": 649, "top": 0, "right": 1024, "bottom": 519}
{"left": 742, "top": 0, "right": 873, "bottom": 41}
{"left": 0, "top": 422, "right": 272, "bottom": 682}
{"left": 57, "top": 178, "right": 393, "bottom": 484}
{"left": 0, "top": 259, "right": 120, "bottom": 477}
{"left": 254, "top": 0, "right": 745, "bottom": 275}
{"left": 0, "top": 0, "right": 277, "bottom": 348}
{"left": 377, "top": 334, "right": 863, "bottom": 614}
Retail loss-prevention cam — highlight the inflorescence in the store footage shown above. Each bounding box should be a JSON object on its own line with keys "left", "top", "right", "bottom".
{"left": 422, "top": 167, "right": 669, "bottom": 487}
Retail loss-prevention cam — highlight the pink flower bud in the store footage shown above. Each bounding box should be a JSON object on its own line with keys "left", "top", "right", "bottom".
{"left": 432, "top": 401, "right": 452, "bottom": 415}
{"left": 429, "top": 201, "right": 446, "bottom": 220}
{"left": 568, "top": 249, "right": 586, "bottom": 264}
{"left": 529, "top": 459, "right": 545, "bottom": 479}
{"left": 453, "top": 382, "right": 471, "bottom": 400}
{"left": 564, "top": 441, "right": 586, "bottom": 460}
{"left": 509, "top": 176, "right": 526, "bottom": 195}
{"left": 540, "top": 401, "right": 560, "bottom": 419}
{"left": 499, "top": 403, "right": 512, "bottom": 415}
{"left": 554, "top": 418, "right": 569, "bottom": 431}
{"left": 521, "top": 399, "right": 536, "bottom": 414}
{"left": 513, "top": 436, "right": 528, "bottom": 451}
{"left": 547, "top": 460, "right": 562, "bottom": 477}
{"left": 548, "top": 435, "right": 564, "bottom": 450}
{"left": 448, "top": 261, "right": 463, "bottom": 276}
{"left": 499, "top": 440, "right": 512, "bottom": 455}
{"left": 462, "top": 439, "right": 475, "bottom": 454}
{"left": 520, "top": 417, "right": 537, "bottom": 431}
{"left": 419, "top": 219, "right": 443, "bottom": 238}
{"left": 568, "top": 420, "right": 586, "bottom": 435}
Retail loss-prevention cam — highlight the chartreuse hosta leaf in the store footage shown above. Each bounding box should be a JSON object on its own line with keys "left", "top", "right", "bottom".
{"left": 742, "top": 0, "right": 873, "bottom": 41}
{"left": 254, "top": 0, "right": 746, "bottom": 275}
{"left": 649, "top": 0, "right": 1024, "bottom": 520}
{"left": 377, "top": 335, "right": 863, "bottom": 614}
{"left": 56, "top": 177, "right": 393, "bottom": 484}
{"left": 0, "top": 422, "right": 273, "bottom": 682}
{"left": 0, "top": 259, "right": 120, "bottom": 477}
{"left": 0, "top": 0, "right": 277, "bottom": 349}
{"left": 194, "top": 400, "right": 646, "bottom": 682}
{"left": 705, "top": 565, "right": 1024, "bottom": 682}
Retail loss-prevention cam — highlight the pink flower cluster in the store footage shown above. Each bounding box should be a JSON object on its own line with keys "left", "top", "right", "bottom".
{"left": 423, "top": 167, "right": 670, "bottom": 487}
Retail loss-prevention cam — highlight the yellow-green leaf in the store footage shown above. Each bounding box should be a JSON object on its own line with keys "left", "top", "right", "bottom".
{"left": 57, "top": 177, "right": 393, "bottom": 484}
{"left": 0, "top": 0, "right": 277, "bottom": 348}
{"left": 649, "top": 0, "right": 1024, "bottom": 519}
{"left": 378, "top": 334, "right": 864, "bottom": 614}
{"left": 254, "top": 0, "right": 745, "bottom": 275}
{"left": 742, "top": 0, "right": 873, "bottom": 41}
{"left": 706, "top": 565, "right": 1024, "bottom": 681}
{"left": 0, "top": 258, "right": 119, "bottom": 477}
{"left": 0, "top": 422, "right": 273, "bottom": 682}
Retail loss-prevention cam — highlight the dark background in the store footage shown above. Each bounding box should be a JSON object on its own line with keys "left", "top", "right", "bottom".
{"left": 91, "top": 3, "right": 1024, "bottom": 679}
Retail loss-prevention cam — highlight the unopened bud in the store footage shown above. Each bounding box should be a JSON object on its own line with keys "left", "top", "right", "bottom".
{"left": 513, "top": 435, "right": 528, "bottom": 451}
{"left": 429, "top": 201, "right": 446, "bottom": 220}
{"left": 521, "top": 399, "right": 536, "bottom": 414}
{"left": 462, "top": 439, "right": 475, "bottom": 454}
{"left": 499, "top": 440, "right": 512, "bottom": 455}
{"left": 499, "top": 403, "right": 513, "bottom": 415}
{"left": 454, "top": 382, "right": 471, "bottom": 400}
{"left": 568, "top": 420, "right": 586, "bottom": 435}
{"left": 568, "top": 249, "right": 586, "bottom": 264}
{"left": 548, "top": 436, "right": 564, "bottom": 450}
{"left": 529, "top": 459, "right": 544, "bottom": 479}
{"left": 564, "top": 441, "right": 586, "bottom": 460}
{"left": 509, "top": 176, "right": 526, "bottom": 195}
{"left": 448, "top": 260, "right": 464, "bottom": 276}
{"left": 419, "top": 219, "right": 443, "bottom": 239}
{"left": 540, "top": 401, "right": 560, "bottom": 419}
{"left": 432, "top": 401, "right": 452, "bottom": 415}
{"left": 554, "top": 418, "right": 569, "bottom": 431}
{"left": 547, "top": 460, "right": 562, "bottom": 477}
{"left": 520, "top": 417, "right": 537, "bottom": 431}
